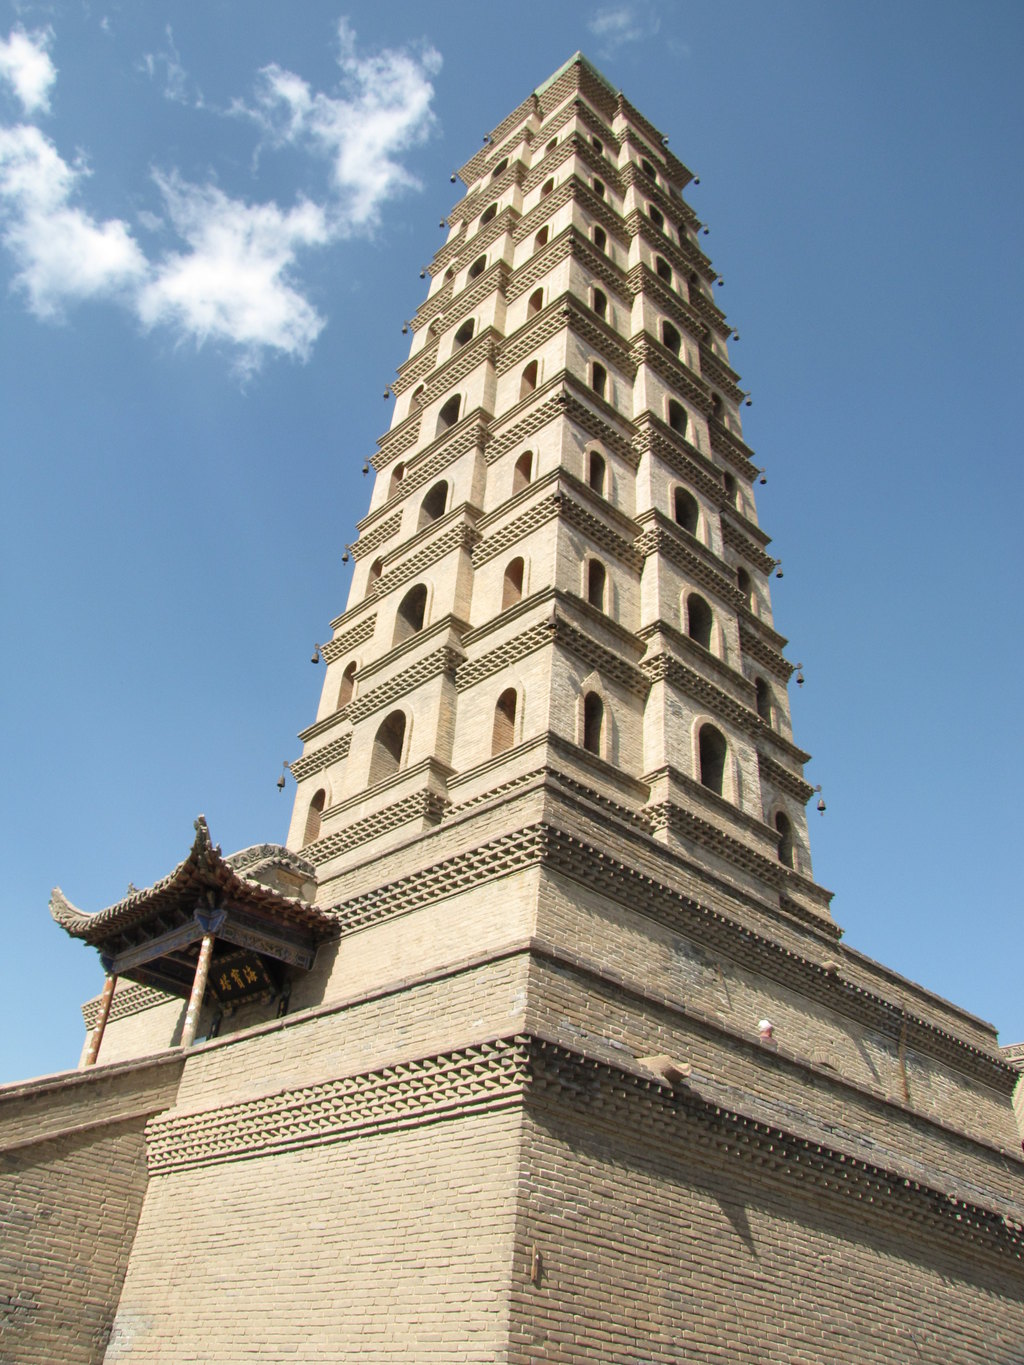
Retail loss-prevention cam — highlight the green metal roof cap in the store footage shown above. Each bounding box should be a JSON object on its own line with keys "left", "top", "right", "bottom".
{"left": 534, "top": 52, "right": 618, "bottom": 99}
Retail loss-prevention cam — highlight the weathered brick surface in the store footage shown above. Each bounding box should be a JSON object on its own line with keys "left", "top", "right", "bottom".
{"left": 105, "top": 1109, "right": 523, "bottom": 1363}
{"left": 0, "top": 1058, "right": 181, "bottom": 1365}
{"left": 509, "top": 1098, "right": 1024, "bottom": 1364}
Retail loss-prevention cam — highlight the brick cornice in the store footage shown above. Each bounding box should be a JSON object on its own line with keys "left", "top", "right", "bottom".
{"left": 289, "top": 732, "right": 352, "bottom": 783}
{"left": 323, "top": 614, "right": 376, "bottom": 665}
{"left": 626, "top": 262, "right": 709, "bottom": 342}
{"left": 308, "top": 786, "right": 448, "bottom": 866}
{"left": 323, "top": 822, "right": 1009, "bottom": 1090}
{"left": 721, "top": 516, "right": 776, "bottom": 575}
{"left": 346, "top": 646, "right": 462, "bottom": 724}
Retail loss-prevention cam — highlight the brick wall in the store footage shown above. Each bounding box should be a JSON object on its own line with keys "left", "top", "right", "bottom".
{"left": 105, "top": 1106, "right": 523, "bottom": 1363}
{"left": 0, "top": 1057, "right": 181, "bottom": 1365}
{"left": 509, "top": 1098, "right": 1024, "bottom": 1363}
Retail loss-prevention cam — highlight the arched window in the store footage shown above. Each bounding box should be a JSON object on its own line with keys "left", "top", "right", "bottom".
{"left": 737, "top": 566, "right": 752, "bottom": 605}
{"left": 755, "top": 677, "right": 772, "bottom": 724}
{"left": 388, "top": 462, "right": 405, "bottom": 498}
{"left": 527, "top": 288, "right": 543, "bottom": 317}
{"left": 587, "top": 559, "right": 606, "bottom": 611}
{"left": 411, "top": 384, "right": 426, "bottom": 409}
{"left": 583, "top": 692, "right": 604, "bottom": 755}
{"left": 444, "top": 266, "right": 455, "bottom": 283}
{"left": 711, "top": 392, "right": 725, "bottom": 422}
{"left": 687, "top": 593, "right": 713, "bottom": 650}
{"left": 587, "top": 450, "right": 606, "bottom": 495}
{"left": 303, "top": 789, "right": 326, "bottom": 846}
{"left": 591, "top": 288, "right": 607, "bottom": 320}
{"left": 520, "top": 360, "right": 539, "bottom": 399}
{"left": 367, "top": 557, "right": 383, "bottom": 595}
{"left": 393, "top": 584, "right": 427, "bottom": 645}
{"left": 540, "top": 177, "right": 554, "bottom": 197}
{"left": 591, "top": 136, "right": 604, "bottom": 154}
{"left": 673, "top": 488, "right": 699, "bottom": 535}
{"left": 480, "top": 202, "right": 498, "bottom": 226}
{"left": 337, "top": 661, "right": 357, "bottom": 710}
{"left": 649, "top": 204, "right": 665, "bottom": 230}
{"left": 698, "top": 724, "right": 727, "bottom": 796}
{"left": 668, "top": 399, "right": 687, "bottom": 436}
{"left": 641, "top": 157, "right": 657, "bottom": 180}
{"left": 688, "top": 270, "right": 704, "bottom": 300}
{"left": 502, "top": 557, "right": 524, "bottom": 609}
{"left": 591, "top": 363, "right": 607, "bottom": 399}
{"left": 655, "top": 255, "right": 672, "bottom": 284}
{"left": 593, "top": 178, "right": 605, "bottom": 198}
{"left": 775, "top": 811, "right": 794, "bottom": 868}
{"left": 467, "top": 255, "right": 486, "bottom": 280}
{"left": 724, "top": 472, "right": 738, "bottom": 505}
{"left": 492, "top": 688, "right": 517, "bottom": 755}
{"left": 418, "top": 481, "right": 448, "bottom": 527}
{"left": 369, "top": 712, "right": 406, "bottom": 785}
{"left": 546, "top": 137, "right": 557, "bottom": 153}
{"left": 513, "top": 450, "right": 533, "bottom": 492}
{"left": 454, "top": 318, "right": 475, "bottom": 347}
{"left": 436, "top": 393, "right": 461, "bottom": 436}
{"left": 593, "top": 226, "right": 607, "bottom": 253}
{"left": 534, "top": 226, "right": 549, "bottom": 251}
{"left": 661, "top": 321, "right": 681, "bottom": 356}
{"left": 492, "top": 157, "right": 508, "bottom": 179}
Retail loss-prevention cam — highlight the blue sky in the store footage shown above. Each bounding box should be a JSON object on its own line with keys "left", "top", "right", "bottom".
{"left": 1, "top": 1, "right": 1021, "bottom": 1085}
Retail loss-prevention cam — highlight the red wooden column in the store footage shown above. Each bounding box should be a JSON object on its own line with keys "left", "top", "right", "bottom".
{"left": 81, "top": 968, "right": 117, "bottom": 1068}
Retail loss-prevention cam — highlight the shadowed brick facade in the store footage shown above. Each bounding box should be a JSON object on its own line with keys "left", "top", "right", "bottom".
{"left": 3, "top": 53, "right": 1023, "bottom": 1364}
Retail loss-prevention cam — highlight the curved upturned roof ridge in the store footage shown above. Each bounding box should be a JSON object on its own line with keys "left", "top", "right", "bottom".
{"left": 49, "top": 816, "right": 330, "bottom": 946}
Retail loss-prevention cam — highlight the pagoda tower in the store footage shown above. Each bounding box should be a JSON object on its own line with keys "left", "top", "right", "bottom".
{"left": 285, "top": 54, "right": 829, "bottom": 938}
{"left": 8, "top": 54, "right": 1023, "bottom": 1365}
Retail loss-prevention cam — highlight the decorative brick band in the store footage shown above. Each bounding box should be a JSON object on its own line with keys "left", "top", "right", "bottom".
{"left": 423, "top": 333, "right": 498, "bottom": 406}
{"left": 722, "top": 518, "right": 775, "bottom": 576}
{"left": 142, "top": 1029, "right": 1024, "bottom": 1261}
{"left": 374, "top": 413, "right": 422, "bottom": 463}
{"left": 560, "top": 493, "right": 644, "bottom": 570}
{"left": 146, "top": 1037, "right": 531, "bottom": 1174}
{"left": 635, "top": 525, "right": 745, "bottom": 606}
{"left": 349, "top": 511, "right": 402, "bottom": 561}
{"left": 554, "top": 616, "right": 650, "bottom": 697}
{"left": 738, "top": 622, "right": 793, "bottom": 683}
{"left": 473, "top": 494, "right": 562, "bottom": 567}
{"left": 392, "top": 342, "right": 438, "bottom": 397}
{"left": 306, "top": 789, "right": 448, "bottom": 865}
{"left": 505, "top": 231, "right": 576, "bottom": 303}
{"left": 82, "top": 981, "right": 172, "bottom": 1028}
{"left": 456, "top": 620, "right": 555, "bottom": 691}
{"left": 373, "top": 408, "right": 490, "bottom": 476}
{"left": 322, "top": 614, "right": 376, "bottom": 666}
{"left": 626, "top": 263, "right": 708, "bottom": 345}
{"left": 320, "top": 818, "right": 1010, "bottom": 1085}
{"left": 630, "top": 335, "right": 711, "bottom": 414}
{"left": 709, "top": 418, "right": 757, "bottom": 475}
{"left": 347, "top": 646, "right": 461, "bottom": 723}
{"left": 289, "top": 732, "right": 352, "bottom": 783}
{"left": 700, "top": 345, "right": 744, "bottom": 401}
{"left": 374, "top": 521, "right": 479, "bottom": 598}
{"left": 758, "top": 750, "right": 815, "bottom": 804}
{"left": 637, "top": 428, "right": 728, "bottom": 506}
{"left": 496, "top": 304, "right": 576, "bottom": 377}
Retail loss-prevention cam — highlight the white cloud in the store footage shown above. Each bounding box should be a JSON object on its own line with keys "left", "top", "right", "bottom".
{"left": 0, "top": 26, "right": 56, "bottom": 115}
{"left": 140, "top": 26, "right": 200, "bottom": 108}
{"left": 137, "top": 175, "right": 328, "bottom": 369}
{"left": 587, "top": 3, "right": 661, "bottom": 51}
{"left": 0, "top": 20, "right": 441, "bottom": 373}
{"left": 0, "top": 124, "right": 146, "bottom": 316}
{"left": 245, "top": 18, "right": 441, "bottom": 231}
